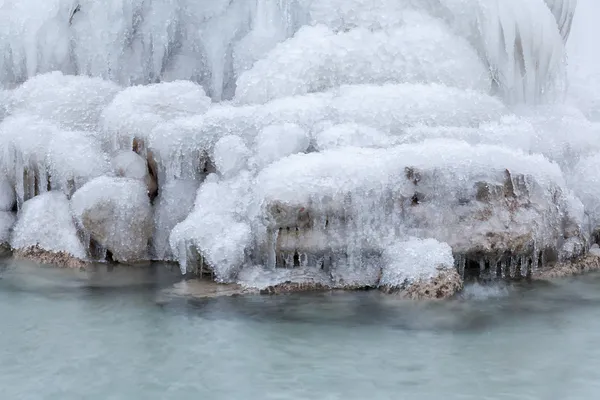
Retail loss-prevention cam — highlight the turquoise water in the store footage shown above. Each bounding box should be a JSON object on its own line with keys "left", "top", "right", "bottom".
{"left": 1, "top": 259, "right": 600, "bottom": 399}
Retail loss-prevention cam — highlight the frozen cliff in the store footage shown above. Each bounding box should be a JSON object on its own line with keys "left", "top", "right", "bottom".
{"left": 0, "top": 0, "right": 598, "bottom": 296}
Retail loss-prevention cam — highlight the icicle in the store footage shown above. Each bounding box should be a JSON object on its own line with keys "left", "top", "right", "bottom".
{"left": 178, "top": 241, "right": 188, "bottom": 275}
{"left": 15, "top": 153, "right": 24, "bottom": 209}
{"left": 266, "top": 228, "right": 277, "bottom": 269}
{"left": 479, "top": 259, "right": 486, "bottom": 276}
{"left": 457, "top": 255, "right": 466, "bottom": 278}
{"left": 501, "top": 260, "right": 507, "bottom": 279}
{"left": 510, "top": 256, "right": 517, "bottom": 278}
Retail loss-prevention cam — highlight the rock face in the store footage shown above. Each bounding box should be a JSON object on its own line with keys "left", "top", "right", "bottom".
{"left": 71, "top": 177, "right": 153, "bottom": 262}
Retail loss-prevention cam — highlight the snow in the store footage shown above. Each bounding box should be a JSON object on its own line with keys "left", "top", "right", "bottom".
{"left": 0, "top": 0, "right": 596, "bottom": 287}
{"left": 380, "top": 238, "right": 455, "bottom": 288}
{"left": 10, "top": 192, "right": 86, "bottom": 259}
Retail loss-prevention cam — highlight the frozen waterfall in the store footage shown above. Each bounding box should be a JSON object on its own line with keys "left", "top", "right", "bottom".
{"left": 0, "top": 0, "right": 599, "bottom": 293}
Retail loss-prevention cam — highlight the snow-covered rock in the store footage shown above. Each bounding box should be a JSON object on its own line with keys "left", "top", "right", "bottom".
{"left": 71, "top": 177, "right": 152, "bottom": 262}
{"left": 111, "top": 151, "right": 157, "bottom": 198}
{"left": 10, "top": 192, "right": 86, "bottom": 260}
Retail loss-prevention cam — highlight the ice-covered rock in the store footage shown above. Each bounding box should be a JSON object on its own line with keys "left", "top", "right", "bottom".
{"left": 314, "top": 123, "right": 394, "bottom": 151}
{"left": 71, "top": 177, "right": 152, "bottom": 262}
{"left": 379, "top": 238, "right": 462, "bottom": 299}
{"left": 10, "top": 192, "right": 86, "bottom": 260}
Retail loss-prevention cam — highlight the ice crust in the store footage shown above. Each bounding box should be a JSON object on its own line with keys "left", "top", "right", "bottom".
{"left": 0, "top": 0, "right": 597, "bottom": 289}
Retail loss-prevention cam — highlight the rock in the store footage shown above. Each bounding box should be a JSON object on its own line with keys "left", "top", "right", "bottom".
{"left": 13, "top": 245, "right": 87, "bottom": 269}
{"left": 160, "top": 279, "right": 254, "bottom": 300}
{"left": 0, "top": 210, "right": 15, "bottom": 247}
{"left": 532, "top": 253, "right": 600, "bottom": 280}
{"left": 71, "top": 177, "right": 153, "bottom": 262}
{"left": 380, "top": 268, "right": 463, "bottom": 300}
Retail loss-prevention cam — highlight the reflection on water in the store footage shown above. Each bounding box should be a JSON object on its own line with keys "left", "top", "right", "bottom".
{"left": 2, "top": 259, "right": 600, "bottom": 399}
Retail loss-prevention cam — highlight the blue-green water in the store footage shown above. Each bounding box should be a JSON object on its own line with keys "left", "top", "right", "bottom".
{"left": 1, "top": 259, "right": 600, "bottom": 399}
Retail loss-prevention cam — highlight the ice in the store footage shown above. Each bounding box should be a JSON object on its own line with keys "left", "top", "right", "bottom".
{"left": 0, "top": 0, "right": 596, "bottom": 288}
{"left": 101, "top": 81, "right": 212, "bottom": 151}
{"left": 314, "top": 123, "right": 394, "bottom": 151}
{"left": 235, "top": 15, "right": 489, "bottom": 105}
{"left": 8, "top": 72, "right": 120, "bottom": 132}
{"left": 0, "top": 115, "right": 111, "bottom": 203}
{"left": 380, "top": 238, "right": 455, "bottom": 288}
{"left": 212, "top": 136, "right": 250, "bottom": 178}
{"left": 253, "top": 124, "right": 310, "bottom": 168}
{"left": 71, "top": 177, "right": 152, "bottom": 262}
{"left": 170, "top": 173, "right": 253, "bottom": 280}
{"left": 152, "top": 179, "right": 198, "bottom": 260}
{"left": 0, "top": 176, "right": 15, "bottom": 211}
{"left": 10, "top": 191, "right": 87, "bottom": 259}
{"left": 0, "top": 211, "right": 15, "bottom": 245}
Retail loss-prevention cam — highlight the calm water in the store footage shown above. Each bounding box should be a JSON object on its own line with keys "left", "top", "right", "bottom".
{"left": 1, "top": 259, "right": 600, "bottom": 400}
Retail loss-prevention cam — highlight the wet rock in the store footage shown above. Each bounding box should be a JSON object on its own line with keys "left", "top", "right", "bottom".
{"left": 380, "top": 268, "right": 463, "bottom": 300}
{"left": 13, "top": 245, "right": 87, "bottom": 269}
{"left": 532, "top": 253, "right": 600, "bottom": 280}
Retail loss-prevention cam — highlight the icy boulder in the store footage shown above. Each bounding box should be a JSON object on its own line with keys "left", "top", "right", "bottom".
{"left": 235, "top": 18, "right": 489, "bottom": 104}
{"left": 380, "top": 238, "right": 462, "bottom": 299}
{"left": 71, "top": 177, "right": 152, "bottom": 262}
{"left": 10, "top": 192, "right": 87, "bottom": 260}
{"left": 212, "top": 136, "right": 250, "bottom": 178}
{"left": 569, "top": 154, "right": 600, "bottom": 233}
{"left": 254, "top": 140, "right": 582, "bottom": 281}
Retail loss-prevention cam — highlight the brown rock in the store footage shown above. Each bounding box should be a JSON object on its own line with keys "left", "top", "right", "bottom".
{"left": 380, "top": 268, "right": 463, "bottom": 300}
{"left": 532, "top": 253, "right": 600, "bottom": 280}
{"left": 13, "top": 245, "right": 88, "bottom": 269}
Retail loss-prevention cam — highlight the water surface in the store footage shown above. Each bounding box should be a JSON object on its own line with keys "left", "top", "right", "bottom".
{"left": 1, "top": 259, "right": 600, "bottom": 400}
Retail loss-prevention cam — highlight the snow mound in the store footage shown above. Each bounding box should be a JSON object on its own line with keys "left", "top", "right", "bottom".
{"left": 10, "top": 192, "right": 86, "bottom": 259}
{"left": 71, "top": 177, "right": 152, "bottom": 262}
{"left": 380, "top": 238, "right": 455, "bottom": 288}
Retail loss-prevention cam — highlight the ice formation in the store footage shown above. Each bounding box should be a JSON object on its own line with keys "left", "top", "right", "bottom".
{"left": 10, "top": 192, "right": 86, "bottom": 259}
{"left": 0, "top": 0, "right": 598, "bottom": 291}
{"left": 71, "top": 177, "right": 152, "bottom": 262}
